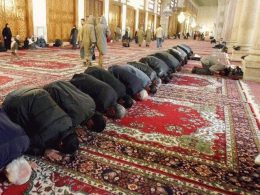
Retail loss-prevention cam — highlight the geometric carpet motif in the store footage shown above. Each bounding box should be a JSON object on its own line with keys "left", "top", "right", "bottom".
{"left": 1, "top": 73, "right": 259, "bottom": 194}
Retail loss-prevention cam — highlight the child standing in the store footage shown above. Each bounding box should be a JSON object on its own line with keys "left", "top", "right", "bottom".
{"left": 10, "top": 36, "right": 19, "bottom": 60}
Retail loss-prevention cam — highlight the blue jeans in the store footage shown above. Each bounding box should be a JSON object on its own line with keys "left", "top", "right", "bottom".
{"left": 156, "top": 38, "right": 162, "bottom": 48}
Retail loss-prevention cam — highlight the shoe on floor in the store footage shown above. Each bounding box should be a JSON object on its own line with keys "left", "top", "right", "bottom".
{"left": 255, "top": 154, "right": 260, "bottom": 165}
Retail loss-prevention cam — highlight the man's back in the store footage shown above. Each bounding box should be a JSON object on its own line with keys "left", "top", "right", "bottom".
{"left": 156, "top": 27, "right": 164, "bottom": 38}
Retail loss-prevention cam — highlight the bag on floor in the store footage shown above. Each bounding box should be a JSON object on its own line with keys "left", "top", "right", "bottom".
{"left": 53, "top": 39, "right": 63, "bottom": 47}
{"left": 122, "top": 39, "right": 130, "bottom": 47}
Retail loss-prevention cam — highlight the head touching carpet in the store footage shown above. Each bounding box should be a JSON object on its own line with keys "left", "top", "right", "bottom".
{"left": 0, "top": 40, "right": 259, "bottom": 194}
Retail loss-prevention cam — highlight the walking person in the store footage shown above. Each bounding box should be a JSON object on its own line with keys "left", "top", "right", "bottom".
{"left": 78, "top": 18, "right": 85, "bottom": 62}
{"left": 137, "top": 27, "right": 145, "bottom": 47}
{"left": 70, "top": 25, "right": 78, "bottom": 49}
{"left": 82, "top": 15, "right": 96, "bottom": 67}
{"left": 115, "top": 26, "right": 122, "bottom": 41}
{"left": 95, "top": 16, "right": 110, "bottom": 68}
{"left": 2, "top": 23, "right": 12, "bottom": 50}
{"left": 145, "top": 26, "right": 152, "bottom": 47}
{"left": 10, "top": 37, "right": 19, "bottom": 61}
{"left": 155, "top": 25, "right": 164, "bottom": 48}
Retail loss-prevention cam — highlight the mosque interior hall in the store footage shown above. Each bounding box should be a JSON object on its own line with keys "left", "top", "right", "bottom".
{"left": 0, "top": 0, "right": 260, "bottom": 194}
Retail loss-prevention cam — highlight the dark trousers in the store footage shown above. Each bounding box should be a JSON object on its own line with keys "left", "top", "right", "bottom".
{"left": 4, "top": 38, "right": 11, "bottom": 50}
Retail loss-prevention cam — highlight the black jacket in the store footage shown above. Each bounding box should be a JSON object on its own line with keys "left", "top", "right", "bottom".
{"left": 108, "top": 65, "right": 144, "bottom": 96}
{"left": 150, "top": 52, "right": 180, "bottom": 73}
{"left": 174, "top": 46, "right": 188, "bottom": 63}
{"left": 85, "top": 67, "right": 126, "bottom": 99}
{"left": 2, "top": 88, "right": 73, "bottom": 156}
{"left": 179, "top": 44, "right": 193, "bottom": 55}
{"left": 177, "top": 45, "right": 191, "bottom": 58}
{"left": 44, "top": 81, "right": 96, "bottom": 127}
{"left": 70, "top": 73, "right": 118, "bottom": 112}
{"left": 139, "top": 56, "right": 170, "bottom": 77}
{"left": 127, "top": 61, "right": 158, "bottom": 82}
{"left": 0, "top": 108, "right": 30, "bottom": 169}
{"left": 167, "top": 48, "right": 185, "bottom": 65}
{"left": 2, "top": 26, "right": 12, "bottom": 39}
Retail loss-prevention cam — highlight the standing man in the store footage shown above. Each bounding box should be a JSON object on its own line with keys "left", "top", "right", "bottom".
{"left": 145, "top": 26, "right": 152, "bottom": 47}
{"left": 70, "top": 25, "right": 78, "bottom": 49}
{"left": 155, "top": 25, "right": 164, "bottom": 48}
{"left": 78, "top": 18, "right": 85, "bottom": 61}
{"left": 2, "top": 23, "right": 12, "bottom": 50}
{"left": 137, "top": 27, "right": 145, "bottom": 47}
{"left": 115, "top": 25, "right": 122, "bottom": 41}
{"left": 82, "top": 15, "right": 96, "bottom": 67}
{"left": 95, "top": 16, "right": 110, "bottom": 68}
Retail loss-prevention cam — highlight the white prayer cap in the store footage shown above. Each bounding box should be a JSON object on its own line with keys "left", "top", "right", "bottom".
{"left": 139, "top": 89, "right": 148, "bottom": 100}
{"left": 5, "top": 156, "right": 32, "bottom": 185}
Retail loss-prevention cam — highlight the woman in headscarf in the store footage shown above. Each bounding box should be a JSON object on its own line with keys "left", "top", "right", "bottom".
{"left": 2, "top": 23, "right": 12, "bottom": 50}
{"left": 70, "top": 25, "right": 78, "bottom": 49}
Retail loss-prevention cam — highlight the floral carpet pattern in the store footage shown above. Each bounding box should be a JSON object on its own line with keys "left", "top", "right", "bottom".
{"left": 0, "top": 40, "right": 259, "bottom": 194}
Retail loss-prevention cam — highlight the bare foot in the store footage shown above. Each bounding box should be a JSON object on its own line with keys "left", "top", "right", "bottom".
{"left": 44, "top": 149, "right": 62, "bottom": 162}
{"left": 29, "top": 162, "right": 38, "bottom": 170}
{"left": 76, "top": 128, "right": 86, "bottom": 137}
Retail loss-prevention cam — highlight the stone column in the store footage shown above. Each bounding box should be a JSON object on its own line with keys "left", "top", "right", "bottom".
{"left": 154, "top": 0, "right": 158, "bottom": 32}
{"left": 215, "top": 0, "right": 226, "bottom": 40}
{"left": 121, "top": 4, "right": 127, "bottom": 35}
{"left": 232, "top": 0, "right": 260, "bottom": 60}
{"left": 160, "top": 0, "right": 171, "bottom": 38}
{"left": 144, "top": 0, "right": 149, "bottom": 30}
{"left": 135, "top": 9, "right": 139, "bottom": 31}
{"left": 32, "top": 0, "right": 47, "bottom": 41}
{"left": 228, "top": 0, "right": 244, "bottom": 50}
{"left": 103, "top": 0, "right": 110, "bottom": 23}
{"left": 242, "top": 7, "right": 260, "bottom": 82}
{"left": 221, "top": 0, "right": 237, "bottom": 42}
{"left": 223, "top": 0, "right": 240, "bottom": 51}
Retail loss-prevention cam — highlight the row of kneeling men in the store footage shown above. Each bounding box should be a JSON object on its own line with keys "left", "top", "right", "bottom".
{"left": 0, "top": 43, "right": 193, "bottom": 185}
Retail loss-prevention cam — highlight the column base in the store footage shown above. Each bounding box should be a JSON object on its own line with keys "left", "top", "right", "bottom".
{"left": 231, "top": 50, "right": 250, "bottom": 62}
{"left": 242, "top": 55, "right": 260, "bottom": 82}
{"left": 226, "top": 41, "right": 236, "bottom": 52}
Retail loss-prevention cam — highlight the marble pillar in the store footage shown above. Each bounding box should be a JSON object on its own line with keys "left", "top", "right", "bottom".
{"left": 215, "top": 0, "right": 226, "bottom": 40}
{"left": 228, "top": 0, "right": 244, "bottom": 50}
{"left": 232, "top": 0, "right": 260, "bottom": 60}
{"left": 135, "top": 9, "right": 139, "bottom": 31}
{"left": 242, "top": 7, "right": 260, "bottom": 82}
{"left": 160, "top": 0, "right": 171, "bottom": 38}
{"left": 222, "top": 0, "right": 237, "bottom": 45}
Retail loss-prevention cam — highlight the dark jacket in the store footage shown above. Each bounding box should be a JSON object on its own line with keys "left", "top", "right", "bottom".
{"left": 2, "top": 26, "right": 12, "bottom": 50}
{"left": 175, "top": 46, "right": 188, "bottom": 63}
{"left": 127, "top": 61, "right": 158, "bottom": 82}
{"left": 2, "top": 26, "right": 12, "bottom": 39}
{"left": 150, "top": 52, "right": 180, "bottom": 73}
{"left": 108, "top": 65, "right": 145, "bottom": 96}
{"left": 177, "top": 45, "right": 191, "bottom": 58}
{"left": 0, "top": 109, "right": 30, "bottom": 169}
{"left": 70, "top": 27, "right": 78, "bottom": 45}
{"left": 70, "top": 73, "right": 118, "bottom": 112}
{"left": 179, "top": 44, "right": 193, "bottom": 55}
{"left": 85, "top": 66, "right": 126, "bottom": 99}
{"left": 2, "top": 88, "right": 73, "bottom": 156}
{"left": 44, "top": 81, "right": 96, "bottom": 127}
{"left": 167, "top": 48, "right": 185, "bottom": 65}
{"left": 139, "top": 56, "right": 170, "bottom": 77}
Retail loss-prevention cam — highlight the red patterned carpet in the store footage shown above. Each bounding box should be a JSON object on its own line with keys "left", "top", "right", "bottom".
{"left": 0, "top": 40, "right": 259, "bottom": 194}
